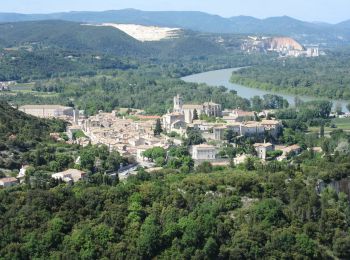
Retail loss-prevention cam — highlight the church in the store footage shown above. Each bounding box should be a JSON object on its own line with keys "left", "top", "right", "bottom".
{"left": 173, "top": 94, "right": 222, "bottom": 123}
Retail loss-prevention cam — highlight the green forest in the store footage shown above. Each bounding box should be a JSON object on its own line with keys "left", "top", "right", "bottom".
{"left": 230, "top": 49, "right": 350, "bottom": 100}
{"left": 2, "top": 144, "right": 350, "bottom": 259}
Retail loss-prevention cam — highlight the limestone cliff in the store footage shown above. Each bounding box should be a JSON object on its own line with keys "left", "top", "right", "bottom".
{"left": 266, "top": 37, "right": 304, "bottom": 51}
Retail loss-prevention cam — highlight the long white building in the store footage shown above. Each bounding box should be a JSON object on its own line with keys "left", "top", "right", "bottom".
{"left": 19, "top": 105, "right": 74, "bottom": 118}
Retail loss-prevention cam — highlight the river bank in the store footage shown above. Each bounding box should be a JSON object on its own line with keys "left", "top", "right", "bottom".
{"left": 182, "top": 68, "right": 349, "bottom": 112}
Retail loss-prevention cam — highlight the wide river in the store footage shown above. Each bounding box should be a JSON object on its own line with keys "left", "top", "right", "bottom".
{"left": 181, "top": 68, "right": 349, "bottom": 112}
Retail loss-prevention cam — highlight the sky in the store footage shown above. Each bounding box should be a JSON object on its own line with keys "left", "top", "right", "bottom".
{"left": 1, "top": 0, "right": 349, "bottom": 23}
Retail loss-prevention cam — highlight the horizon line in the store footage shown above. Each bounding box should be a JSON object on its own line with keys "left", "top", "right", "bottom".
{"left": 0, "top": 8, "right": 347, "bottom": 25}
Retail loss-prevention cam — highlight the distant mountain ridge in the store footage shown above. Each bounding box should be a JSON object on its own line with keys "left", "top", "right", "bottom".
{"left": 0, "top": 9, "right": 350, "bottom": 33}
{"left": 0, "top": 9, "right": 349, "bottom": 45}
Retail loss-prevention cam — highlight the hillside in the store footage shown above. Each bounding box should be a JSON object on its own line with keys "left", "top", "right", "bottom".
{"left": 0, "top": 9, "right": 350, "bottom": 45}
{"left": 0, "top": 102, "right": 65, "bottom": 170}
{"left": 0, "top": 20, "right": 149, "bottom": 56}
{"left": 0, "top": 20, "right": 228, "bottom": 59}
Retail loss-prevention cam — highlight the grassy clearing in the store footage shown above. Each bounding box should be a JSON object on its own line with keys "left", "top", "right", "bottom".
{"left": 308, "top": 117, "right": 350, "bottom": 133}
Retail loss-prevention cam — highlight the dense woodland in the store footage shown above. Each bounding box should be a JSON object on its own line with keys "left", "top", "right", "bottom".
{"left": 0, "top": 102, "right": 66, "bottom": 171}
{"left": 2, "top": 143, "right": 350, "bottom": 259}
{"left": 231, "top": 49, "right": 350, "bottom": 100}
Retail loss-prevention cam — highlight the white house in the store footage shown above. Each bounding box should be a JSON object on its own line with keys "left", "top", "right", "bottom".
{"left": 254, "top": 143, "right": 274, "bottom": 160}
{"left": 192, "top": 144, "right": 218, "bottom": 161}
{"left": 52, "top": 169, "right": 86, "bottom": 183}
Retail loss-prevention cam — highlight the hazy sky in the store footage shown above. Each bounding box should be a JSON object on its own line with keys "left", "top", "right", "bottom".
{"left": 1, "top": 0, "right": 349, "bottom": 23}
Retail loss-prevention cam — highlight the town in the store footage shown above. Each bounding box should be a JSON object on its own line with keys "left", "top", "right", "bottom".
{"left": 1, "top": 94, "right": 308, "bottom": 187}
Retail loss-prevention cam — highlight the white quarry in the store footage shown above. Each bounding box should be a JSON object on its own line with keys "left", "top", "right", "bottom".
{"left": 92, "top": 23, "right": 182, "bottom": 42}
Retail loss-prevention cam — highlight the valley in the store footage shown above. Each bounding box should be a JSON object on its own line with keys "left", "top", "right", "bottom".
{"left": 1, "top": 6, "right": 350, "bottom": 260}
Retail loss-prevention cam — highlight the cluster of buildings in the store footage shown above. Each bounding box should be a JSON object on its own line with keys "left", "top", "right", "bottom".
{"left": 163, "top": 95, "right": 284, "bottom": 163}
{"left": 254, "top": 143, "right": 302, "bottom": 161}
{"left": 163, "top": 95, "right": 282, "bottom": 140}
{"left": 13, "top": 96, "right": 300, "bottom": 177}
{"left": 0, "top": 167, "right": 86, "bottom": 188}
{"left": 79, "top": 111, "right": 168, "bottom": 163}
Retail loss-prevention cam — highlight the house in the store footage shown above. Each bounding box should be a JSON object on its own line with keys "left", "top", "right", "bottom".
{"left": 52, "top": 169, "right": 86, "bottom": 183}
{"left": 241, "top": 122, "right": 265, "bottom": 136}
{"left": 192, "top": 144, "right": 218, "bottom": 161}
{"left": 0, "top": 177, "right": 18, "bottom": 187}
{"left": 234, "top": 154, "right": 249, "bottom": 165}
{"left": 223, "top": 109, "right": 255, "bottom": 122}
{"left": 282, "top": 144, "right": 302, "bottom": 156}
{"left": 212, "top": 126, "right": 227, "bottom": 141}
{"left": 261, "top": 119, "right": 283, "bottom": 137}
{"left": 276, "top": 144, "right": 302, "bottom": 161}
{"left": 254, "top": 143, "right": 274, "bottom": 160}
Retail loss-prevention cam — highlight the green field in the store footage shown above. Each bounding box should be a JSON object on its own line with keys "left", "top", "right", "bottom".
{"left": 308, "top": 117, "right": 350, "bottom": 134}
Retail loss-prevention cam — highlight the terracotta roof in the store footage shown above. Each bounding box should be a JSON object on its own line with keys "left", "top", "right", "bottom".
{"left": 0, "top": 177, "right": 17, "bottom": 183}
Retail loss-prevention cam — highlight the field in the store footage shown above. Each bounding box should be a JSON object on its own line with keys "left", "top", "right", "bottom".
{"left": 308, "top": 117, "right": 350, "bottom": 134}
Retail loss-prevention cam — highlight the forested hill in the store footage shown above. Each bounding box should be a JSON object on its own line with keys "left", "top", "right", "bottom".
{"left": 0, "top": 20, "right": 149, "bottom": 57}
{"left": 0, "top": 102, "right": 65, "bottom": 169}
{"left": 0, "top": 20, "right": 227, "bottom": 58}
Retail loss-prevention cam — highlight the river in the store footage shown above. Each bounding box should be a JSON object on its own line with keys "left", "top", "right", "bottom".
{"left": 181, "top": 68, "right": 349, "bottom": 112}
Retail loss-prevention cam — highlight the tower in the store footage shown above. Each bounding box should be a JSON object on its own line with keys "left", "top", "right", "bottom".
{"left": 173, "top": 94, "right": 183, "bottom": 113}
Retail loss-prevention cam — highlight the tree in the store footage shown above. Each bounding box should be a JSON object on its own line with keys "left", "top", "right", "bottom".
{"left": 196, "top": 161, "right": 213, "bottom": 173}
{"left": 320, "top": 124, "right": 325, "bottom": 138}
{"left": 192, "top": 109, "right": 199, "bottom": 121}
{"left": 142, "top": 147, "right": 166, "bottom": 162}
{"left": 335, "top": 103, "right": 343, "bottom": 115}
{"left": 154, "top": 119, "right": 163, "bottom": 136}
{"left": 80, "top": 149, "right": 96, "bottom": 172}
{"left": 105, "top": 151, "right": 123, "bottom": 171}
{"left": 224, "top": 129, "right": 235, "bottom": 143}
{"left": 244, "top": 157, "right": 255, "bottom": 171}
{"left": 185, "top": 128, "right": 205, "bottom": 146}
{"left": 251, "top": 96, "right": 263, "bottom": 111}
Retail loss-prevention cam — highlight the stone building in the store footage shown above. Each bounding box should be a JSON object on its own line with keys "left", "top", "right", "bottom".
{"left": 19, "top": 105, "right": 74, "bottom": 118}
{"left": 254, "top": 143, "right": 274, "bottom": 160}
{"left": 192, "top": 144, "right": 218, "bottom": 161}
{"left": 51, "top": 169, "right": 86, "bottom": 183}
{"left": 172, "top": 94, "right": 222, "bottom": 123}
